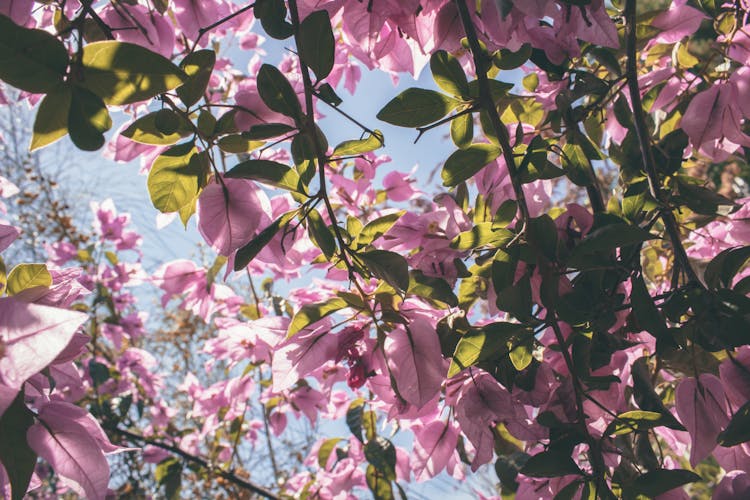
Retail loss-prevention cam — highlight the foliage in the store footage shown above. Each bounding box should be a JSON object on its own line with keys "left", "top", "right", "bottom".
{"left": 2, "top": 0, "right": 750, "bottom": 499}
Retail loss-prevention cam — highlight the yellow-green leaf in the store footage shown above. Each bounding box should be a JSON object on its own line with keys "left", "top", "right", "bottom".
{"left": 147, "top": 143, "right": 206, "bottom": 213}
{"left": 288, "top": 297, "right": 348, "bottom": 338}
{"left": 6, "top": 263, "right": 52, "bottom": 296}
{"left": 80, "top": 41, "right": 187, "bottom": 105}
{"left": 31, "top": 85, "right": 72, "bottom": 151}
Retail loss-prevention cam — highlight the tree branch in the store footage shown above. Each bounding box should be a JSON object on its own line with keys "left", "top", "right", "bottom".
{"left": 109, "top": 427, "right": 279, "bottom": 499}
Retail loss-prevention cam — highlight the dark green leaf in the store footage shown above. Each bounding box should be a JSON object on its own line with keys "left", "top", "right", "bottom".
{"left": 630, "top": 275, "right": 668, "bottom": 337}
{"left": 80, "top": 41, "right": 186, "bottom": 105}
{"left": 254, "top": 0, "right": 294, "bottom": 39}
{"left": 216, "top": 134, "right": 264, "bottom": 154}
{"left": 225, "top": 159, "right": 301, "bottom": 192}
{"left": 365, "top": 437, "right": 397, "bottom": 481}
{"left": 450, "top": 224, "right": 513, "bottom": 250}
{"left": 316, "top": 82, "right": 343, "bottom": 106}
{"left": 67, "top": 86, "right": 112, "bottom": 151}
{"left": 408, "top": 271, "right": 459, "bottom": 307}
{"left": 359, "top": 250, "right": 410, "bottom": 292}
{"left": 234, "top": 211, "right": 295, "bottom": 271}
{"left": 346, "top": 399, "right": 366, "bottom": 443}
{"left": 0, "top": 14, "right": 68, "bottom": 93}
{"left": 307, "top": 209, "right": 336, "bottom": 259}
{"left": 377, "top": 88, "right": 460, "bottom": 128}
{"left": 366, "top": 464, "right": 394, "bottom": 500}
{"left": 627, "top": 469, "right": 701, "bottom": 499}
{"left": 430, "top": 50, "right": 469, "bottom": 97}
{"left": 244, "top": 123, "right": 297, "bottom": 140}
{"left": 155, "top": 457, "right": 182, "bottom": 500}
{"left": 718, "top": 399, "right": 750, "bottom": 446}
{"left": 493, "top": 43, "right": 532, "bottom": 70}
{"left": 568, "top": 223, "right": 656, "bottom": 266}
{"left": 527, "top": 215, "right": 558, "bottom": 261}
{"left": 176, "top": 49, "right": 216, "bottom": 107}
{"left": 299, "top": 10, "right": 335, "bottom": 80}
{"left": 705, "top": 246, "right": 750, "bottom": 290}
{"left": 561, "top": 142, "right": 593, "bottom": 187}
{"left": 0, "top": 392, "right": 36, "bottom": 500}
{"left": 677, "top": 178, "right": 739, "bottom": 216}
{"left": 520, "top": 450, "right": 582, "bottom": 478}
{"left": 442, "top": 143, "right": 501, "bottom": 187}
{"left": 448, "top": 322, "right": 529, "bottom": 377}
{"left": 257, "top": 64, "right": 303, "bottom": 122}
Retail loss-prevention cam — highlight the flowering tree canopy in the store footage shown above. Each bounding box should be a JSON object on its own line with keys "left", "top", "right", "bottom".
{"left": 2, "top": 0, "right": 750, "bottom": 498}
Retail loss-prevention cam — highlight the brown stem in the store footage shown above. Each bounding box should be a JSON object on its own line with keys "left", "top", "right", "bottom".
{"left": 623, "top": 0, "right": 701, "bottom": 286}
{"left": 109, "top": 427, "right": 279, "bottom": 499}
{"left": 454, "top": 0, "right": 531, "bottom": 226}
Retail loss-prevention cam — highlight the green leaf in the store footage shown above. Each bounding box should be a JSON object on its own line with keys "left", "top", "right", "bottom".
{"left": 526, "top": 215, "right": 558, "bottom": 261}
{"left": 317, "top": 438, "right": 343, "bottom": 468}
{"left": 216, "top": 134, "right": 264, "bottom": 154}
{"left": 451, "top": 112, "right": 473, "bottom": 149}
{"left": 0, "top": 14, "right": 68, "bottom": 93}
{"left": 630, "top": 275, "right": 668, "bottom": 337}
{"left": 366, "top": 464, "right": 394, "bottom": 500}
{"left": 450, "top": 224, "right": 513, "bottom": 250}
{"left": 718, "top": 399, "right": 750, "bottom": 446}
{"left": 355, "top": 211, "right": 405, "bottom": 248}
{"left": 7, "top": 263, "right": 52, "bottom": 296}
{"left": 493, "top": 43, "right": 532, "bottom": 70}
{"left": 0, "top": 392, "right": 36, "bottom": 500}
{"left": 359, "top": 250, "right": 410, "bottom": 292}
{"left": 80, "top": 41, "right": 186, "bottom": 105}
{"left": 509, "top": 341, "right": 533, "bottom": 371}
{"left": 627, "top": 469, "right": 701, "bottom": 499}
{"left": 155, "top": 457, "right": 182, "bottom": 500}
{"left": 147, "top": 143, "right": 205, "bottom": 213}
{"left": 430, "top": 50, "right": 470, "bottom": 97}
{"left": 377, "top": 88, "right": 460, "bottom": 128}
{"left": 604, "top": 410, "right": 668, "bottom": 436}
{"left": 316, "top": 82, "right": 343, "bottom": 106}
{"left": 254, "top": 0, "right": 294, "bottom": 39}
{"left": 288, "top": 297, "right": 348, "bottom": 337}
{"left": 448, "top": 322, "right": 529, "bottom": 377}
{"left": 561, "top": 142, "right": 593, "bottom": 187}
{"left": 307, "top": 209, "right": 336, "bottom": 259}
{"left": 408, "top": 271, "right": 459, "bottom": 307}
{"left": 346, "top": 399, "right": 366, "bottom": 443}
{"left": 299, "top": 10, "right": 335, "bottom": 80}
{"left": 568, "top": 223, "right": 656, "bottom": 266}
{"left": 677, "top": 178, "right": 739, "bottom": 216}
{"left": 365, "top": 437, "right": 397, "bottom": 481}
{"left": 225, "top": 159, "right": 301, "bottom": 192}
{"left": 441, "top": 143, "right": 501, "bottom": 187}
{"left": 520, "top": 450, "right": 582, "bottom": 478}
{"left": 243, "top": 123, "right": 297, "bottom": 140}
{"left": 704, "top": 246, "right": 750, "bottom": 290}
{"left": 68, "top": 86, "right": 112, "bottom": 151}
{"left": 332, "top": 130, "right": 385, "bottom": 157}
{"left": 257, "top": 64, "right": 303, "bottom": 122}
{"left": 234, "top": 211, "right": 296, "bottom": 271}
{"left": 176, "top": 49, "right": 216, "bottom": 107}
{"left": 31, "top": 85, "right": 72, "bottom": 151}
{"left": 121, "top": 110, "right": 191, "bottom": 145}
